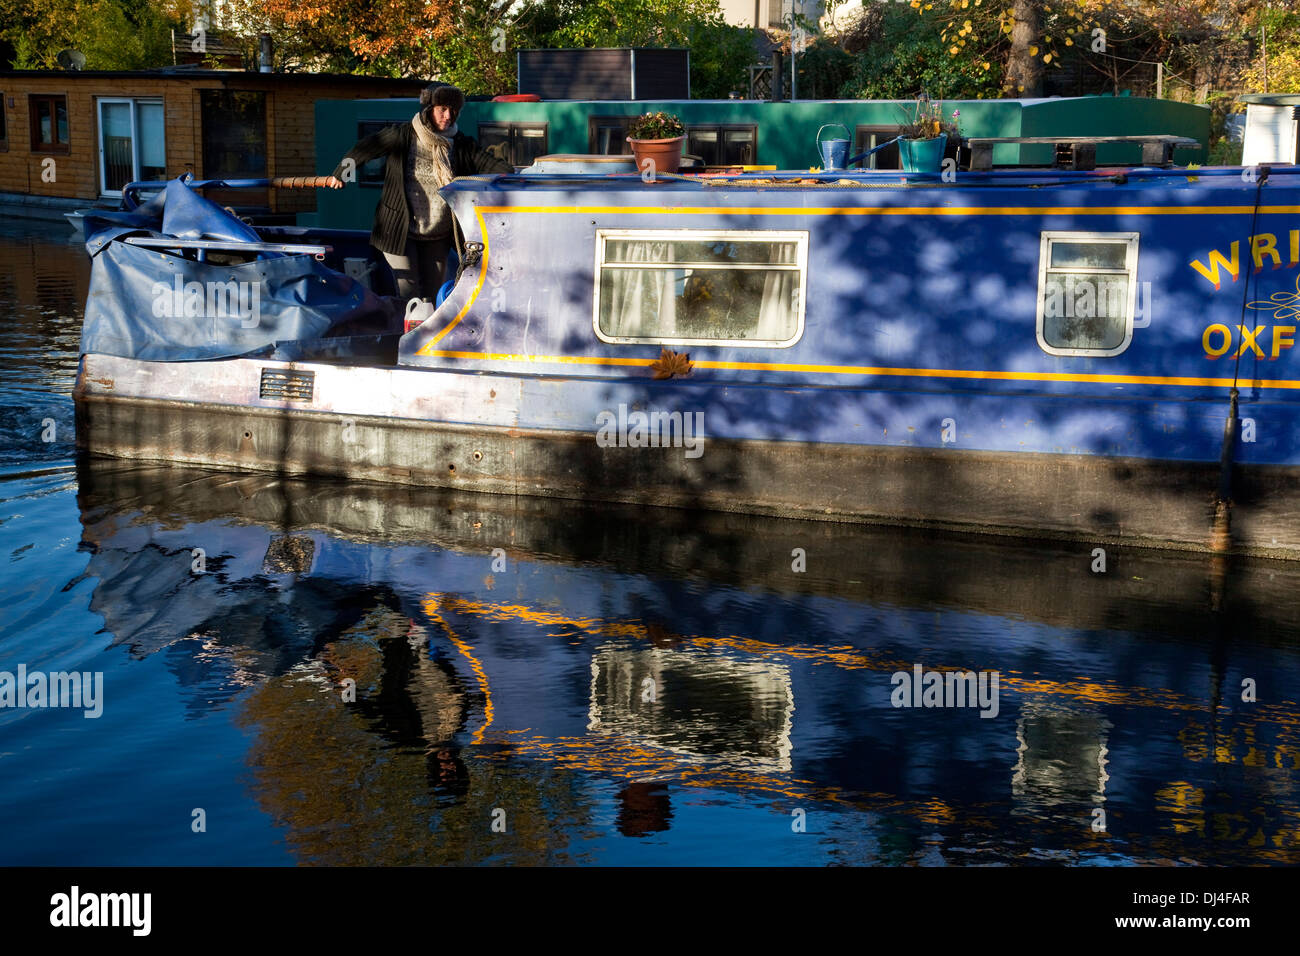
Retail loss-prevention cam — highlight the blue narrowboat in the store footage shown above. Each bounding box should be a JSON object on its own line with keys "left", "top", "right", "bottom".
{"left": 74, "top": 160, "right": 1300, "bottom": 555}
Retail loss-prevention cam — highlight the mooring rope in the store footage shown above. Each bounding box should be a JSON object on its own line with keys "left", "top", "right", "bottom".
{"left": 1230, "top": 168, "right": 1268, "bottom": 393}
{"left": 1216, "top": 166, "right": 1269, "bottom": 526}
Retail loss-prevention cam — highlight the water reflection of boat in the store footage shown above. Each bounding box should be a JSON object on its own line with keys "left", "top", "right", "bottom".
{"left": 73, "top": 164, "right": 1300, "bottom": 556}
{"left": 75, "top": 458, "right": 1300, "bottom": 864}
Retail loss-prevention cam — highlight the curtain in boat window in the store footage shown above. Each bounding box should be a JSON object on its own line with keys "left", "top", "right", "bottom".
{"left": 598, "top": 234, "right": 802, "bottom": 345}
{"left": 604, "top": 239, "right": 677, "bottom": 338}
{"left": 1040, "top": 274, "right": 1129, "bottom": 350}
{"left": 756, "top": 241, "right": 797, "bottom": 342}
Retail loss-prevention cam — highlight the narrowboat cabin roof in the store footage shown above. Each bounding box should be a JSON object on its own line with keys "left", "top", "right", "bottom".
{"left": 308, "top": 94, "right": 1212, "bottom": 229}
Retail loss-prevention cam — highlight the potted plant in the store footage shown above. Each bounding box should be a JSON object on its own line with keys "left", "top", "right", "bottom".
{"left": 898, "top": 97, "right": 961, "bottom": 173}
{"left": 626, "top": 111, "right": 686, "bottom": 176}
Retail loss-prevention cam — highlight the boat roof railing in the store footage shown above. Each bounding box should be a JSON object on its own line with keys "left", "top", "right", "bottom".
{"left": 121, "top": 175, "right": 337, "bottom": 211}
{"left": 122, "top": 236, "right": 332, "bottom": 261}
{"left": 479, "top": 164, "right": 1287, "bottom": 191}
{"left": 122, "top": 163, "right": 1293, "bottom": 212}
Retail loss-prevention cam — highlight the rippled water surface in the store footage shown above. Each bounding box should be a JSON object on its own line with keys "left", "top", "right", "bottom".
{"left": 1, "top": 217, "right": 1298, "bottom": 865}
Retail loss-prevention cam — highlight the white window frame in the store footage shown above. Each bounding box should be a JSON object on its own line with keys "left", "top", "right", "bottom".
{"left": 1036, "top": 231, "right": 1140, "bottom": 357}
{"left": 593, "top": 228, "right": 808, "bottom": 348}
{"left": 97, "top": 97, "right": 164, "bottom": 198}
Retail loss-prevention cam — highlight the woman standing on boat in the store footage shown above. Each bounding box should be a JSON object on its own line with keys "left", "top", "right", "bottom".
{"left": 327, "top": 84, "right": 510, "bottom": 300}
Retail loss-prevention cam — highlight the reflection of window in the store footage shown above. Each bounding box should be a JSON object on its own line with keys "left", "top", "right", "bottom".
{"left": 200, "top": 90, "right": 266, "bottom": 177}
{"left": 1036, "top": 232, "right": 1139, "bottom": 356}
{"left": 588, "top": 645, "right": 794, "bottom": 774}
{"left": 854, "top": 125, "right": 901, "bottom": 170}
{"left": 355, "top": 120, "right": 392, "bottom": 186}
{"left": 594, "top": 229, "right": 807, "bottom": 347}
{"left": 97, "top": 98, "right": 165, "bottom": 195}
{"left": 30, "top": 94, "right": 69, "bottom": 153}
{"left": 476, "top": 122, "right": 547, "bottom": 168}
{"left": 589, "top": 115, "right": 635, "bottom": 154}
{"left": 685, "top": 125, "right": 756, "bottom": 166}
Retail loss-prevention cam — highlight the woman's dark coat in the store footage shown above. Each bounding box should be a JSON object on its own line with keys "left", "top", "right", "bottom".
{"left": 333, "top": 122, "right": 510, "bottom": 255}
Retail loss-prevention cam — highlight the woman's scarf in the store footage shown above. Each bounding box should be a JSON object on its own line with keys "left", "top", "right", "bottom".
{"left": 411, "top": 110, "right": 457, "bottom": 190}
{"left": 406, "top": 111, "right": 460, "bottom": 237}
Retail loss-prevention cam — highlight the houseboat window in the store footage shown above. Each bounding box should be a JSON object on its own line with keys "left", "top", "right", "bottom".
{"left": 355, "top": 121, "right": 391, "bottom": 185}
{"left": 476, "top": 122, "right": 548, "bottom": 169}
{"left": 29, "top": 95, "right": 69, "bottom": 153}
{"left": 594, "top": 229, "right": 807, "bottom": 348}
{"left": 686, "top": 125, "right": 757, "bottom": 166}
{"left": 200, "top": 90, "right": 267, "bottom": 178}
{"left": 854, "top": 126, "right": 902, "bottom": 170}
{"left": 1036, "top": 232, "right": 1139, "bottom": 356}
{"left": 589, "top": 116, "right": 635, "bottom": 155}
{"left": 0, "top": 96, "right": 7, "bottom": 150}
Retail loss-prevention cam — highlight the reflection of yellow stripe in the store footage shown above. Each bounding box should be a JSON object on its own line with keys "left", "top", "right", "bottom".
{"left": 421, "top": 595, "right": 494, "bottom": 744}
{"left": 411, "top": 349, "right": 1300, "bottom": 390}
{"left": 427, "top": 594, "right": 1300, "bottom": 725}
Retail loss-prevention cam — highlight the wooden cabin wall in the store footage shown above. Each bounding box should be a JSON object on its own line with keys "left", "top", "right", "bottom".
{"left": 0, "top": 73, "right": 424, "bottom": 213}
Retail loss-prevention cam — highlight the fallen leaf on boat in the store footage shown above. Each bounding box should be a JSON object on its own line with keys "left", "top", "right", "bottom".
{"left": 650, "top": 348, "right": 694, "bottom": 380}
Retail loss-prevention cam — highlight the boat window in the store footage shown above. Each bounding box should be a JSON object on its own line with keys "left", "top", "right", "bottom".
{"left": 589, "top": 115, "right": 636, "bottom": 155}
{"left": 356, "top": 121, "right": 391, "bottom": 185}
{"left": 1036, "top": 231, "right": 1139, "bottom": 357}
{"left": 594, "top": 229, "right": 807, "bottom": 348}
{"left": 477, "top": 122, "right": 548, "bottom": 169}
{"left": 686, "top": 125, "right": 758, "bottom": 166}
{"left": 854, "top": 126, "right": 902, "bottom": 170}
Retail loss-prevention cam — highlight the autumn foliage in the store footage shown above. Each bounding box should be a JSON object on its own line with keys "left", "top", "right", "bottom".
{"left": 1, "top": 0, "right": 1294, "bottom": 117}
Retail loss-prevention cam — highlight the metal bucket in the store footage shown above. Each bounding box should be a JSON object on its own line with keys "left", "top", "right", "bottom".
{"left": 816, "top": 124, "right": 851, "bottom": 170}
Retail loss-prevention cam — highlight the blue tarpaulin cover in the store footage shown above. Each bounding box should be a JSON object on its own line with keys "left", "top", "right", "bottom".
{"left": 81, "top": 178, "right": 397, "bottom": 361}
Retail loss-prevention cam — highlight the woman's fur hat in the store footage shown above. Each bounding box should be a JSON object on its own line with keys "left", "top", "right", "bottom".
{"left": 420, "top": 84, "right": 466, "bottom": 116}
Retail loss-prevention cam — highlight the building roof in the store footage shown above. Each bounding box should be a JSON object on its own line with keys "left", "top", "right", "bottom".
{"left": 1239, "top": 94, "right": 1300, "bottom": 107}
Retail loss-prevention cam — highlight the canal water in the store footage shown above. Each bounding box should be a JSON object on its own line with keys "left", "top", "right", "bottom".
{"left": 1, "top": 216, "right": 1298, "bottom": 866}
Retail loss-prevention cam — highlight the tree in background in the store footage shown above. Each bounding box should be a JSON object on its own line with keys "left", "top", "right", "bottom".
{"left": 140, "top": 0, "right": 754, "bottom": 97}
{"left": 0, "top": 0, "right": 177, "bottom": 70}
{"left": 902, "top": 0, "right": 1108, "bottom": 97}
{"left": 3, "top": 0, "right": 1287, "bottom": 109}
{"left": 837, "top": 4, "right": 1001, "bottom": 99}
{"left": 423, "top": 0, "right": 528, "bottom": 94}
{"left": 207, "top": 0, "right": 449, "bottom": 76}
{"left": 523, "top": 0, "right": 753, "bottom": 99}
{"left": 1242, "top": 4, "right": 1300, "bottom": 94}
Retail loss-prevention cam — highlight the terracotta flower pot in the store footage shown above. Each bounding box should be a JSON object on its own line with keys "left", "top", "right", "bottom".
{"left": 627, "top": 135, "right": 685, "bottom": 176}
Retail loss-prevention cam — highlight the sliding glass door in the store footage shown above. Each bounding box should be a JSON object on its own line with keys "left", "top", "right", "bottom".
{"left": 97, "top": 99, "right": 165, "bottom": 196}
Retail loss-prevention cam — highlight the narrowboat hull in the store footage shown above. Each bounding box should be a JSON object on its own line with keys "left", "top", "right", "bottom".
{"left": 74, "top": 351, "right": 1300, "bottom": 556}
